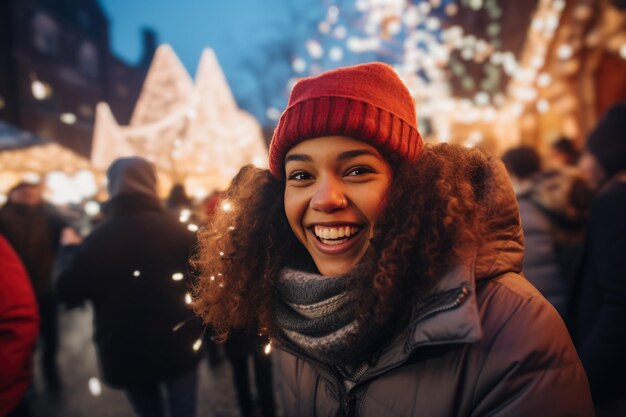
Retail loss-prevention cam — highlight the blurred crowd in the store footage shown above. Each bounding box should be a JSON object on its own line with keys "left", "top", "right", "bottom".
{"left": 1, "top": 103, "right": 625, "bottom": 417}
{"left": 1, "top": 158, "right": 275, "bottom": 417}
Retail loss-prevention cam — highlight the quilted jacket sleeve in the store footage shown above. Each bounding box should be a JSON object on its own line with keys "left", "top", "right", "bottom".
{"left": 470, "top": 277, "right": 594, "bottom": 417}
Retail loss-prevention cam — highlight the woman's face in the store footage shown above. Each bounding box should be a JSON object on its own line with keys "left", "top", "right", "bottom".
{"left": 284, "top": 136, "right": 393, "bottom": 276}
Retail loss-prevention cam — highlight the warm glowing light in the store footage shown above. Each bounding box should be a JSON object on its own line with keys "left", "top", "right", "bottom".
{"left": 468, "top": 0, "right": 483, "bottom": 11}
{"left": 179, "top": 209, "right": 191, "bottom": 223}
{"left": 474, "top": 92, "right": 490, "bottom": 106}
{"left": 84, "top": 201, "right": 100, "bottom": 216}
{"left": 537, "top": 73, "right": 552, "bottom": 88}
{"left": 172, "top": 272, "right": 184, "bottom": 281}
{"left": 557, "top": 44, "right": 573, "bottom": 60}
{"left": 536, "top": 99, "right": 550, "bottom": 113}
{"left": 60, "top": 112, "right": 77, "bottom": 125}
{"left": 620, "top": 44, "right": 626, "bottom": 60}
{"left": 221, "top": 201, "right": 233, "bottom": 212}
{"left": 219, "top": 251, "right": 225, "bottom": 257}
{"left": 90, "top": 45, "right": 269, "bottom": 203}
{"left": 187, "top": 224, "right": 199, "bottom": 232}
{"left": 185, "top": 293, "right": 192, "bottom": 305}
{"left": 463, "top": 131, "right": 484, "bottom": 148}
{"left": 133, "top": 270, "right": 141, "bottom": 277}
{"left": 192, "top": 339, "right": 202, "bottom": 351}
{"left": 553, "top": 0, "right": 566, "bottom": 11}
{"left": 88, "top": 377, "right": 102, "bottom": 396}
{"left": 264, "top": 342, "right": 272, "bottom": 355}
{"left": 31, "top": 80, "right": 51, "bottom": 100}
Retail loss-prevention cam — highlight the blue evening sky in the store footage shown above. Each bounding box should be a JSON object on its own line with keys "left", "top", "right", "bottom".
{"left": 98, "top": 0, "right": 324, "bottom": 126}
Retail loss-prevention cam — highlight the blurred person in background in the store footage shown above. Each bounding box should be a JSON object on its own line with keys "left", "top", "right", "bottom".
{"left": 502, "top": 146, "right": 592, "bottom": 317}
{"left": 549, "top": 136, "right": 581, "bottom": 169}
{"left": 0, "top": 235, "right": 39, "bottom": 417}
{"left": 223, "top": 329, "right": 276, "bottom": 417}
{"left": 165, "top": 183, "right": 193, "bottom": 218}
{"left": 0, "top": 180, "right": 69, "bottom": 393}
{"left": 570, "top": 103, "right": 626, "bottom": 415}
{"left": 55, "top": 157, "right": 203, "bottom": 417}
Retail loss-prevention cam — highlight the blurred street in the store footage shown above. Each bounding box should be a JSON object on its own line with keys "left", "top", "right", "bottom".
{"left": 27, "top": 305, "right": 249, "bottom": 417}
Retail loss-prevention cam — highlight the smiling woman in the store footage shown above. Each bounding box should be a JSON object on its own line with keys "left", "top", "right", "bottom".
{"left": 192, "top": 62, "right": 593, "bottom": 417}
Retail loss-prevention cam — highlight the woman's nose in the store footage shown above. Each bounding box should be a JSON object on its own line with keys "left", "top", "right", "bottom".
{"left": 310, "top": 177, "right": 347, "bottom": 212}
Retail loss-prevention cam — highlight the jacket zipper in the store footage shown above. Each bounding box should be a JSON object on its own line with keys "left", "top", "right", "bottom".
{"left": 330, "top": 366, "right": 357, "bottom": 417}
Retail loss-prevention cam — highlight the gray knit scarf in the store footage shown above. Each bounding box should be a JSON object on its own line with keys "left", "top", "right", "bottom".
{"left": 273, "top": 265, "right": 388, "bottom": 367}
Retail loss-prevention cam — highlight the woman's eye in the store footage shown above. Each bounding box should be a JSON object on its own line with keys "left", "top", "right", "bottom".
{"left": 346, "top": 167, "right": 374, "bottom": 176}
{"left": 287, "top": 171, "right": 313, "bottom": 181}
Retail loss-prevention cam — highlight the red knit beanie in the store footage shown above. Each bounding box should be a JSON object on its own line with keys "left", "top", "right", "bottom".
{"left": 269, "top": 62, "right": 424, "bottom": 178}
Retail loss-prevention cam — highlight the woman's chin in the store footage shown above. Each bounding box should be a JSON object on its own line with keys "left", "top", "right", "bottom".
{"left": 312, "top": 256, "right": 362, "bottom": 277}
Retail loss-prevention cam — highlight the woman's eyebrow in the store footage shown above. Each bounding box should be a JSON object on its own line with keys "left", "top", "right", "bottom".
{"left": 337, "top": 149, "right": 380, "bottom": 161}
{"left": 285, "top": 153, "right": 312, "bottom": 163}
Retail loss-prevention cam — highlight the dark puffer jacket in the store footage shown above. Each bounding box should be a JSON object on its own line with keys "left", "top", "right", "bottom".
{"left": 273, "top": 153, "right": 593, "bottom": 417}
{"left": 56, "top": 194, "right": 202, "bottom": 388}
{"left": 516, "top": 194, "right": 567, "bottom": 315}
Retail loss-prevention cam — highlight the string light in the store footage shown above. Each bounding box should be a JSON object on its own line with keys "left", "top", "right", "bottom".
{"left": 537, "top": 72, "right": 552, "bottom": 88}
{"left": 264, "top": 342, "right": 272, "bottom": 355}
{"left": 60, "top": 112, "right": 77, "bottom": 125}
{"left": 536, "top": 98, "right": 550, "bottom": 113}
{"left": 172, "top": 272, "right": 184, "bottom": 281}
{"left": 179, "top": 209, "right": 191, "bottom": 223}
{"left": 557, "top": 44, "right": 573, "bottom": 60}
{"left": 192, "top": 339, "right": 202, "bottom": 351}
{"left": 88, "top": 377, "right": 102, "bottom": 396}
{"left": 221, "top": 201, "right": 233, "bottom": 212}
{"left": 185, "top": 293, "right": 192, "bottom": 305}
{"left": 187, "top": 224, "right": 199, "bottom": 232}
{"left": 133, "top": 270, "right": 141, "bottom": 278}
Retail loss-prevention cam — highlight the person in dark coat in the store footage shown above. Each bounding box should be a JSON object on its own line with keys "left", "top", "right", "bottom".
{"left": 571, "top": 103, "right": 626, "bottom": 415}
{"left": 502, "top": 146, "right": 568, "bottom": 315}
{"left": 0, "top": 181, "right": 68, "bottom": 392}
{"left": 223, "top": 328, "right": 276, "bottom": 417}
{"left": 56, "top": 157, "right": 202, "bottom": 417}
{"left": 192, "top": 63, "right": 593, "bottom": 416}
{"left": 0, "top": 235, "right": 39, "bottom": 417}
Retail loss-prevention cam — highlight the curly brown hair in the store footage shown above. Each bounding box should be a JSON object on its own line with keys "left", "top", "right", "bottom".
{"left": 192, "top": 143, "right": 490, "bottom": 341}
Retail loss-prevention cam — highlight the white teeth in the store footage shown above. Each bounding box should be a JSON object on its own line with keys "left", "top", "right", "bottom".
{"left": 314, "top": 226, "right": 359, "bottom": 240}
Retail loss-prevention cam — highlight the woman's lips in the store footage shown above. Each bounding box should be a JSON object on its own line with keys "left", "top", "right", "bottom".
{"left": 307, "top": 224, "right": 364, "bottom": 254}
